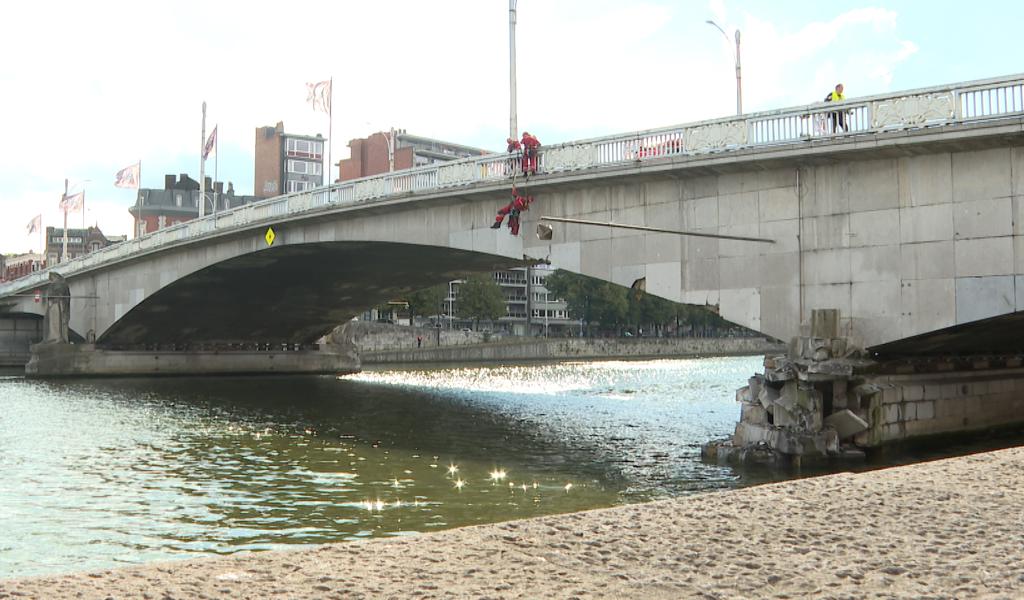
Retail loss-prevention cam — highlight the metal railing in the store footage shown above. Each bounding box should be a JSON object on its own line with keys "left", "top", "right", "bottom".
{"left": 3, "top": 73, "right": 1023, "bottom": 299}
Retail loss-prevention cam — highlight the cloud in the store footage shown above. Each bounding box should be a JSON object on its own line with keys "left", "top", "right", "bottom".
{"left": 0, "top": 1, "right": 919, "bottom": 255}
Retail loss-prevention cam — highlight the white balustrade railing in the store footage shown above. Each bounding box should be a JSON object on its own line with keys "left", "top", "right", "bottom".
{"left": 3, "top": 73, "right": 1023, "bottom": 298}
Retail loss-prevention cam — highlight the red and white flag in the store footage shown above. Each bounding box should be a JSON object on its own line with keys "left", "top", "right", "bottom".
{"left": 306, "top": 80, "right": 331, "bottom": 114}
{"left": 115, "top": 162, "right": 141, "bottom": 189}
{"left": 26, "top": 214, "right": 41, "bottom": 235}
{"left": 60, "top": 191, "right": 84, "bottom": 213}
{"left": 203, "top": 125, "right": 217, "bottom": 160}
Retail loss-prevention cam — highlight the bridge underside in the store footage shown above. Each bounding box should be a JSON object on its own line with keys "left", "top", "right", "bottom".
{"left": 869, "top": 311, "right": 1024, "bottom": 358}
{"left": 99, "top": 242, "right": 522, "bottom": 347}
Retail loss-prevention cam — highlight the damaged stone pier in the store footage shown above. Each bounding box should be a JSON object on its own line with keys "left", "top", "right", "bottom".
{"left": 703, "top": 309, "right": 1024, "bottom": 465}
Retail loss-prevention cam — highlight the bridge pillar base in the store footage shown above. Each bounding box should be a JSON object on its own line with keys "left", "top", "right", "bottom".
{"left": 703, "top": 340, "right": 1024, "bottom": 466}
{"left": 25, "top": 342, "right": 360, "bottom": 378}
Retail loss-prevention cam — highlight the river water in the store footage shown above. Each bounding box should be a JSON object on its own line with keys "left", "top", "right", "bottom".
{"left": 0, "top": 356, "right": 766, "bottom": 578}
{"left": 4, "top": 356, "right": 1018, "bottom": 580}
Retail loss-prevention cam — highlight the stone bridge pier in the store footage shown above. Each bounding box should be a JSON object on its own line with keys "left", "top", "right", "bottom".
{"left": 704, "top": 309, "right": 1024, "bottom": 464}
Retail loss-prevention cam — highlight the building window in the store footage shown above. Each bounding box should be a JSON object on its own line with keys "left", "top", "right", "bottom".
{"left": 288, "top": 160, "right": 322, "bottom": 175}
{"left": 158, "top": 215, "right": 167, "bottom": 229}
{"left": 286, "top": 139, "right": 323, "bottom": 159}
{"left": 175, "top": 193, "right": 183, "bottom": 207}
{"left": 286, "top": 180, "right": 313, "bottom": 193}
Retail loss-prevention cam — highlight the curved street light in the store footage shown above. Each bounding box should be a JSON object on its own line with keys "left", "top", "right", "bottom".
{"left": 706, "top": 20, "right": 742, "bottom": 115}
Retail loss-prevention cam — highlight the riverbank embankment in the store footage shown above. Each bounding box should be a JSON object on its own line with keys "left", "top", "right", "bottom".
{"left": 340, "top": 321, "right": 783, "bottom": 364}
{"left": 4, "top": 445, "right": 1022, "bottom": 598}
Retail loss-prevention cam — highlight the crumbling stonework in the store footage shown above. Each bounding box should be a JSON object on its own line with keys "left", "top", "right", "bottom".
{"left": 704, "top": 308, "right": 1024, "bottom": 465}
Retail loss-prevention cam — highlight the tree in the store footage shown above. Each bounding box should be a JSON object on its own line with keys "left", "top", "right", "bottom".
{"left": 457, "top": 275, "right": 505, "bottom": 329}
{"left": 406, "top": 283, "right": 447, "bottom": 323}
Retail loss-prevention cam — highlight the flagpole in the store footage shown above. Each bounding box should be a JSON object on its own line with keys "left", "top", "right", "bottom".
{"left": 214, "top": 127, "right": 218, "bottom": 214}
{"left": 138, "top": 160, "right": 143, "bottom": 237}
{"left": 199, "top": 101, "right": 207, "bottom": 218}
{"left": 328, "top": 77, "right": 333, "bottom": 185}
{"left": 62, "top": 179, "right": 69, "bottom": 263}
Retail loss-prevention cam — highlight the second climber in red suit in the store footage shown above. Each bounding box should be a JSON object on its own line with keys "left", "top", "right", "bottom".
{"left": 506, "top": 137, "right": 521, "bottom": 176}
{"left": 521, "top": 132, "right": 540, "bottom": 176}
{"left": 490, "top": 187, "right": 534, "bottom": 235}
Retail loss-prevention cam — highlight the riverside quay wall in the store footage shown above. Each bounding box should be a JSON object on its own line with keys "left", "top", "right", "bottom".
{"left": 357, "top": 335, "right": 783, "bottom": 364}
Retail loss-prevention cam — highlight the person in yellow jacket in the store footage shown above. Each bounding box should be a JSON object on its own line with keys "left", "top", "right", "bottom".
{"left": 825, "top": 83, "right": 847, "bottom": 133}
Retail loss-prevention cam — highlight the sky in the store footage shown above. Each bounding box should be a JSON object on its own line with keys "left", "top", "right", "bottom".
{"left": 1, "top": 0, "right": 1022, "bottom": 255}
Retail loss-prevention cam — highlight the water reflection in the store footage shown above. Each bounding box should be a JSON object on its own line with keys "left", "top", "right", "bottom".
{"left": 1, "top": 358, "right": 761, "bottom": 578}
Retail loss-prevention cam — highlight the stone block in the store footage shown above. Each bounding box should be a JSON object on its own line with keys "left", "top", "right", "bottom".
{"left": 969, "top": 380, "right": 990, "bottom": 395}
{"left": 883, "top": 423, "right": 902, "bottom": 441}
{"left": 810, "top": 309, "right": 839, "bottom": 338}
{"left": 881, "top": 387, "right": 902, "bottom": 405}
{"left": 923, "top": 384, "right": 944, "bottom": 400}
{"left": 736, "top": 385, "right": 751, "bottom": 404}
{"left": 741, "top": 402, "right": 769, "bottom": 426}
{"left": 832, "top": 379, "right": 849, "bottom": 410}
{"left": 770, "top": 428, "right": 839, "bottom": 456}
{"left": 758, "top": 385, "right": 780, "bottom": 411}
{"left": 734, "top": 421, "right": 771, "bottom": 446}
{"left": 795, "top": 385, "right": 822, "bottom": 412}
{"left": 903, "top": 402, "right": 917, "bottom": 421}
{"left": 823, "top": 409, "right": 870, "bottom": 439}
{"left": 883, "top": 403, "right": 902, "bottom": 424}
{"left": 776, "top": 382, "right": 799, "bottom": 412}
{"left": 916, "top": 400, "right": 935, "bottom": 420}
{"left": 936, "top": 397, "right": 965, "bottom": 419}
{"left": 773, "top": 403, "right": 796, "bottom": 428}
{"left": 748, "top": 375, "right": 763, "bottom": 402}
{"left": 903, "top": 385, "right": 925, "bottom": 401}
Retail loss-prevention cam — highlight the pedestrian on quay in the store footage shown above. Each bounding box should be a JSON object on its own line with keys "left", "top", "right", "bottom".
{"left": 416, "top": 335, "right": 422, "bottom": 348}
{"left": 824, "top": 83, "right": 848, "bottom": 133}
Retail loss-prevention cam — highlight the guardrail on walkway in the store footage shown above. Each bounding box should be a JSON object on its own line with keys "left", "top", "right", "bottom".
{"left": 3, "top": 74, "right": 1022, "bottom": 298}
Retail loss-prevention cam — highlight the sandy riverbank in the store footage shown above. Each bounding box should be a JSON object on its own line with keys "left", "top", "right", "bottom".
{"left": 3, "top": 446, "right": 1023, "bottom": 599}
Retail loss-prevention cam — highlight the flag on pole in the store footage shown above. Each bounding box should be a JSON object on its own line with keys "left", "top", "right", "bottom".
{"left": 114, "top": 162, "right": 141, "bottom": 189}
{"left": 26, "top": 214, "right": 41, "bottom": 235}
{"left": 306, "top": 80, "right": 332, "bottom": 114}
{"left": 203, "top": 125, "right": 217, "bottom": 160}
{"left": 60, "top": 191, "right": 85, "bottom": 213}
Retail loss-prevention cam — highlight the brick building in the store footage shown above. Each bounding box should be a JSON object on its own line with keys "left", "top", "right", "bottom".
{"left": 2, "top": 253, "right": 45, "bottom": 282}
{"left": 130, "top": 174, "right": 258, "bottom": 237}
{"left": 338, "top": 130, "right": 489, "bottom": 181}
{"left": 44, "top": 226, "right": 121, "bottom": 266}
{"left": 254, "top": 121, "right": 325, "bottom": 198}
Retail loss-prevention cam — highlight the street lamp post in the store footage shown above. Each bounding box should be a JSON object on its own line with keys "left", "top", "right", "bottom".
{"left": 706, "top": 20, "right": 742, "bottom": 116}
{"left": 509, "top": 0, "right": 518, "bottom": 139}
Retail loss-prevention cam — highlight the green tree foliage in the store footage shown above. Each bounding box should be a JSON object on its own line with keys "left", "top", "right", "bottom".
{"left": 406, "top": 283, "right": 447, "bottom": 322}
{"left": 544, "top": 269, "right": 745, "bottom": 336}
{"left": 457, "top": 275, "right": 505, "bottom": 328}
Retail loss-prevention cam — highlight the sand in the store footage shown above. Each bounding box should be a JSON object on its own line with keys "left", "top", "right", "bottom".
{"left": 3, "top": 446, "right": 1023, "bottom": 599}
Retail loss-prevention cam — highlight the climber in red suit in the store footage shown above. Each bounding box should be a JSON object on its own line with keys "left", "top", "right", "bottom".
{"left": 521, "top": 132, "right": 541, "bottom": 175}
{"left": 506, "top": 137, "right": 521, "bottom": 176}
{"left": 491, "top": 187, "right": 535, "bottom": 235}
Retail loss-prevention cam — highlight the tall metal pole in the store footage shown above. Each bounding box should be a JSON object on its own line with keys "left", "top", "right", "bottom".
{"left": 706, "top": 20, "right": 742, "bottom": 116}
{"left": 199, "top": 101, "right": 206, "bottom": 218}
{"left": 509, "top": 0, "right": 518, "bottom": 140}
{"left": 213, "top": 126, "right": 219, "bottom": 214}
{"left": 61, "top": 178, "right": 69, "bottom": 263}
{"left": 734, "top": 30, "right": 742, "bottom": 115}
{"left": 328, "top": 77, "right": 333, "bottom": 185}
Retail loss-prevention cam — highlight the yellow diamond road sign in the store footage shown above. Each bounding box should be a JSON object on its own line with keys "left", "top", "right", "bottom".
{"left": 265, "top": 227, "right": 276, "bottom": 246}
